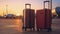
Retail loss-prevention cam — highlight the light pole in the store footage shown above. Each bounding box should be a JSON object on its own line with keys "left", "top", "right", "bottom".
{"left": 6, "top": 4, "right": 8, "bottom": 15}
{"left": 50, "top": 0, "right": 52, "bottom": 10}
{"left": 3, "top": 10, "right": 4, "bottom": 17}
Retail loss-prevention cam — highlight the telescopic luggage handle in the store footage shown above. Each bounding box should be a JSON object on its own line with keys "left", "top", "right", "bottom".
{"left": 43, "top": 1, "right": 50, "bottom": 28}
{"left": 25, "top": 4, "right": 31, "bottom": 9}
{"left": 44, "top": 1, "right": 50, "bottom": 9}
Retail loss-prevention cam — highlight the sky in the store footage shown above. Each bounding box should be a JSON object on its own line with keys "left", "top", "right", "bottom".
{"left": 0, "top": 0, "right": 60, "bottom": 16}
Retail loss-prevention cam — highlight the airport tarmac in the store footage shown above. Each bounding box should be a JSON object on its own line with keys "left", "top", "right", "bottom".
{"left": 0, "top": 18, "right": 60, "bottom": 34}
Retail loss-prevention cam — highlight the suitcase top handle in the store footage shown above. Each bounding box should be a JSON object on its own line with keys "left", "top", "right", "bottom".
{"left": 25, "top": 3, "right": 31, "bottom": 9}
{"left": 43, "top": 1, "right": 50, "bottom": 9}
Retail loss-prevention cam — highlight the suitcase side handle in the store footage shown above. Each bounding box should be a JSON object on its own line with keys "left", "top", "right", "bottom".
{"left": 25, "top": 3, "right": 31, "bottom": 9}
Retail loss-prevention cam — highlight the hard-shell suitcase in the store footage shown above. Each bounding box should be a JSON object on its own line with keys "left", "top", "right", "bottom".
{"left": 36, "top": 10, "right": 45, "bottom": 29}
{"left": 23, "top": 4, "right": 35, "bottom": 31}
{"left": 45, "top": 9, "right": 51, "bottom": 30}
{"left": 36, "top": 1, "right": 52, "bottom": 32}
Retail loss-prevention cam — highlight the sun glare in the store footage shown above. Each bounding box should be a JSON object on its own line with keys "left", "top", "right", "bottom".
{"left": 16, "top": 13, "right": 20, "bottom": 16}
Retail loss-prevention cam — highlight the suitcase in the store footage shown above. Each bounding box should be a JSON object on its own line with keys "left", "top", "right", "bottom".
{"left": 23, "top": 4, "right": 35, "bottom": 31}
{"left": 36, "top": 9, "right": 45, "bottom": 31}
{"left": 36, "top": 1, "right": 52, "bottom": 32}
{"left": 45, "top": 9, "right": 52, "bottom": 30}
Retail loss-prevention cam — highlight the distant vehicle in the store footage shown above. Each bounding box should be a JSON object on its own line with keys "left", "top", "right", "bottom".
{"left": 56, "top": 7, "right": 60, "bottom": 16}
{"left": 5, "top": 14, "right": 15, "bottom": 19}
{"left": 0, "top": 16, "right": 4, "bottom": 18}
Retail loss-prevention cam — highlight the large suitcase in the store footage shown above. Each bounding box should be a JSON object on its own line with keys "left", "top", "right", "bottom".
{"left": 23, "top": 4, "right": 35, "bottom": 31}
{"left": 36, "top": 1, "right": 52, "bottom": 32}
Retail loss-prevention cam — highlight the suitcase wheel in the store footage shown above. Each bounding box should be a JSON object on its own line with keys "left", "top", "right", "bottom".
{"left": 37, "top": 28, "right": 39, "bottom": 31}
{"left": 22, "top": 27, "right": 24, "bottom": 29}
{"left": 40, "top": 29, "right": 43, "bottom": 31}
{"left": 33, "top": 28, "right": 35, "bottom": 31}
{"left": 25, "top": 27, "right": 27, "bottom": 31}
{"left": 47, "top": 28, "right": 52, "bottom": 32}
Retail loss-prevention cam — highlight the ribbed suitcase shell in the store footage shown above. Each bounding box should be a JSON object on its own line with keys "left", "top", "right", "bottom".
{"left": 23, "top": 9, "right": 35, "bottom": 31}
{"left": 45, "top": 9, "right": 51, "bottom": 29}
{"left": 36, "top": 9, "right": 51, "bottom": 31}
{"left": 36, "top": 9, "right": 45, "bottom": 28}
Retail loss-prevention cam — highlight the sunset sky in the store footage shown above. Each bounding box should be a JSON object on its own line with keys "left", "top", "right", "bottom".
{"left": 0, "top": 0, "right": 60, "bottom": 16}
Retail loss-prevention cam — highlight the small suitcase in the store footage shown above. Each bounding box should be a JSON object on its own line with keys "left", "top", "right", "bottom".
{"left": 36, "top": 1, "right": 52, "bottom": 32}
{"left": 23, "top": 4, "right": 35, "bottom": 31}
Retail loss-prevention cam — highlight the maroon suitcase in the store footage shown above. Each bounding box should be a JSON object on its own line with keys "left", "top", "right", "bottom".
{"left": 45, "top": 9, "right": 51, "bottom": 29}
{"left": 36, "top": 1, "right": 52, "bottom": 32}
{"left": 23, "top": 4, "right": 35, "bottom": 31}
{"left": 36, "top": 10, "right": 45, "bottom": 29}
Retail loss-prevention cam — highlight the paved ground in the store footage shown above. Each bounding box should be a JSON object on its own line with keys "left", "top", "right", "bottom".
{"left": 0, "top": 18, "right": 60, "bottom": 34}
